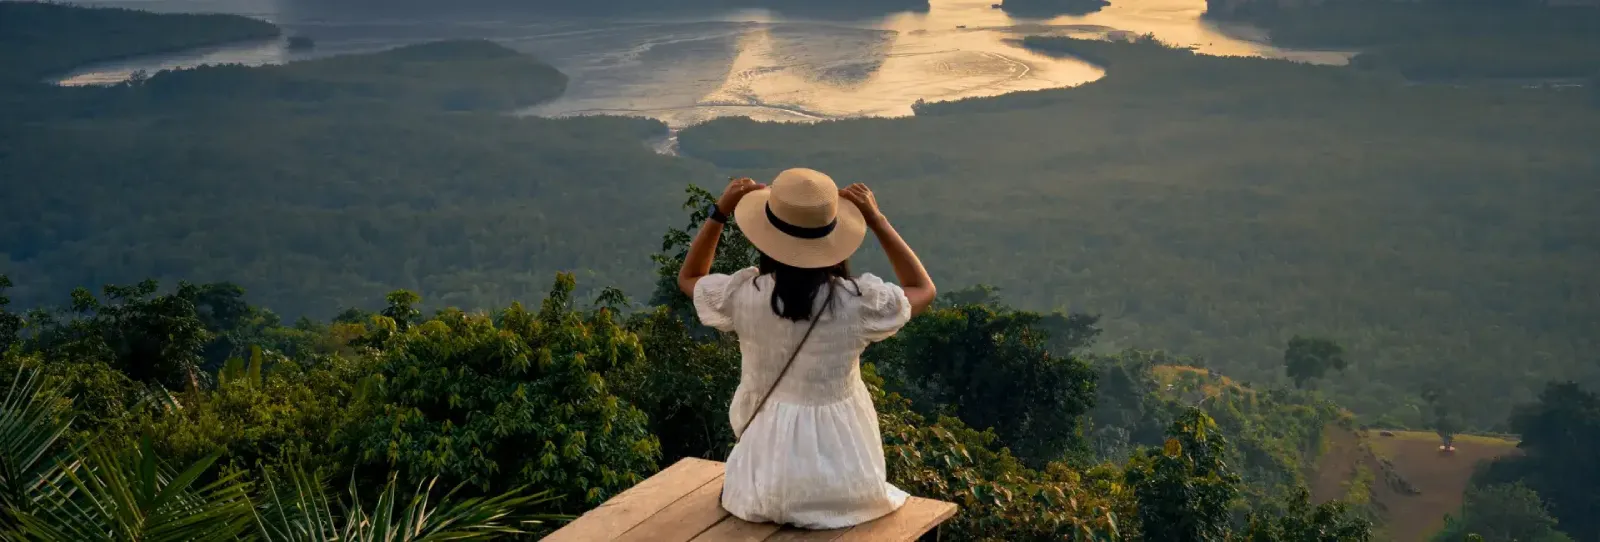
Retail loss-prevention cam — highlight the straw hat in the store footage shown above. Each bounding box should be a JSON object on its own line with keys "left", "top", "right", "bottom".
{"left": 735, "top": 168, "right": 866, "bottom": 269}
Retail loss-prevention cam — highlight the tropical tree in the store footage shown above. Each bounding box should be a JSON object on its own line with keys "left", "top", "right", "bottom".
{"left": 1283, "top": 336, "right": 1347, "bottom": 389}
{"left": 1476, "top": 381, "right": 1600, "bottom": 542}
{"left": 870, "top": 365, "right": 1125, "bottom": 541}
{"left": 1432, "top": 483, "right": 1572, "bottom": 542}
{"left": 352, "top": 275, "right": 660, "bottom": 513}
{"left": 1243, "top": 486, "right": 1373, "bottom": 542}
{"left": 24, "top": 280, "right": 211, "bottom": 394}
{"left": 142, "top": 345, "right": 375, "bottom": 476}
{"left": 615, "top": 305, "right": 741, "bottom": 465}
{"left": 0, "top": 275, "right": 21, "bottom": 356}
{"left": 870, "top": 302, "right": 1099, "bottom": 467}
{"left": 1124, "top": 408, "right": 1241, "bottom": 542}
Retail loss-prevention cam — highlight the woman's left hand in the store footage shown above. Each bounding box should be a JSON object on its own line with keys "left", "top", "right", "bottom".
{"left": 717, "top": 177, "right": 766, "bottom": 215}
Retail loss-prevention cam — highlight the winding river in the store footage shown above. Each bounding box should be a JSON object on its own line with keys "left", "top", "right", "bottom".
{"left": 58, "top": 0, "right": 1354, "bottom": 127}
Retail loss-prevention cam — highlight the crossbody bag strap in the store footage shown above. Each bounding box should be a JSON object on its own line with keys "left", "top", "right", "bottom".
{"left": 732, "top": 279, "right": 835, "bottom": 442}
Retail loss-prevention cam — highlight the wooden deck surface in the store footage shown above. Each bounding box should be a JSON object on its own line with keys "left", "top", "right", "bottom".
{"left": 542, "top": 458, "right": 956, "bottom": 542}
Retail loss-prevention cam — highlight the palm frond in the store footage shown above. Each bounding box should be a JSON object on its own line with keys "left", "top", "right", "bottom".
{"left": 0, "top": 368, "right": 80, "bottom": 516}
{"left": 6, "top": 435, "right": 255, "bottom": 542}
{"left": 255, "top": 465, "right": 569, "bottom": 542}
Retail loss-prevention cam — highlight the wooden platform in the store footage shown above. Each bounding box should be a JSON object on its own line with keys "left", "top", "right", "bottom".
{"left": 542, "top": 458, "right": 956, "bottom": 542}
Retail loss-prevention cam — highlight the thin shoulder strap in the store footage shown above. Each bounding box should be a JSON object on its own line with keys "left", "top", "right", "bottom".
{"left": 733, "top": 279, "right": 835, "bottom": 442}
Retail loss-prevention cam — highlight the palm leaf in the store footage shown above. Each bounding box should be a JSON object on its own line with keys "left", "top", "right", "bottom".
{"left": 5, "top": 435, "right": 255, "bottom": 542}
{"left": 255, "top": 465, "right": 570, "bottom": 542}
{"left": 0, "top": 368, "right": 80, "bottom": 516}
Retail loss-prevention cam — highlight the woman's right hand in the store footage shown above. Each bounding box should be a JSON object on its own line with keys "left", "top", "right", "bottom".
{"left": 717, "top": 177, "right": 765, "bottom": 215}
{"left": 840, "top": 183, "right": 885, "bottom": 225}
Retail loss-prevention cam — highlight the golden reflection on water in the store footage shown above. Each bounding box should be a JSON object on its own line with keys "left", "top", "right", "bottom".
{"left": 570, "top": 0, "right": 1351, "bottom": 125}
{"left": 687, "top": 7, "right": 1107, "bottom": 122}
{"left": 55, "top": 0, "right": 1354, "bottom": 126}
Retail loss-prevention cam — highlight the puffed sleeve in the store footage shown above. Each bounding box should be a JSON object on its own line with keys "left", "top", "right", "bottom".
{"left": 856, "top": 273, "right": 912, "bottom": 342}
{"left": 692, "top": 267, "right": 759, "bottom": 332}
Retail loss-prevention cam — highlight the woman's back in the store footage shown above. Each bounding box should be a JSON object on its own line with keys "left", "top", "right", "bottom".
{"left": 674, "top": 170, "right": 936, "bottom": 530}
{"left": 693, "top": 267, "right": 913, "bottom": 529}
{"left": 695, "top": 268, "right": 910, "bottom": 428}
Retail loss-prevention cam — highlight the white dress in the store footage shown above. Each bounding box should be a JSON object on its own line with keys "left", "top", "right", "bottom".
{"left": 693, "top": 267, "right": 912, "bottom": 529}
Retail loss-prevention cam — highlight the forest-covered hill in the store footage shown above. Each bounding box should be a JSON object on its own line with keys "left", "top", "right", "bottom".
{"left": 1201, "top": 0, "right": 1600, "bottom": 80}
{"left": 0, "top": 1, "right": 280, "bottom": 85}
{"left": 0, "top": 12, "right": 1595, "bottom": 537}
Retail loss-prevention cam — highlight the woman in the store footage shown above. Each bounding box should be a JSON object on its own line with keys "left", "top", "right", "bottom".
{"left": 677, "top": 168, "right": 936, "bottom": 529}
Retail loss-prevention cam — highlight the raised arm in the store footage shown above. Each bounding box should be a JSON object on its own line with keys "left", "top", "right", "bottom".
{"left": 678, "top": 177, "right": 765, "bottom": 297}
{"left": 840, "top": 184, "right": 936, "bottom": 316}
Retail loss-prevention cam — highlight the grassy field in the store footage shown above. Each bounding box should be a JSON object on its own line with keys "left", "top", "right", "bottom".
{"left": 1151, "top": 365, "right": 1254, "bottom": 399}
{"left": 1309, "top": 429, "right": 1521, "bottom": 542}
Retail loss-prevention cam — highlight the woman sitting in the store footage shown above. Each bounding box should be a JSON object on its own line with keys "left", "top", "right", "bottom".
{"left": 677, "top": 168, "right": 936, "bottom": 529}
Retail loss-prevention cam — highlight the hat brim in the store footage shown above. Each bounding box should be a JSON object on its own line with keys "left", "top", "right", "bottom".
{"left": 734, "top": 189, "right": 867, "bottom": 269}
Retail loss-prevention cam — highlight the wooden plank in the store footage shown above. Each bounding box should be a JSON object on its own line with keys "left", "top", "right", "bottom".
{"left": 687, "top": 516, "right": 782, "bottom": 542}
{"left": 615, "top": 474, "right": 731, "bottom": 542}
{"left": 762, "top": 528, "right": 847, "bottom": 542}
{"left": 542, "top": 458, "right": 726, "bottom": 542}
{"left": 833, "top": 498, "right": 958, "bottom": 542}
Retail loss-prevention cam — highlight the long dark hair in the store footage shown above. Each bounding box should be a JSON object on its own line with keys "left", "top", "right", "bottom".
{"left": 757, "top": 252, "right": 860, "bottom": 321}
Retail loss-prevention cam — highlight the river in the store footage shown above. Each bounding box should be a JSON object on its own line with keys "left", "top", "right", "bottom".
{"left": 58, "top": 0, "right": 1353, "bottom": 127}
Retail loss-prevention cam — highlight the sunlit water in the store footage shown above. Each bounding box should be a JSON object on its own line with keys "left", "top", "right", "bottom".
{"left": 59, "top": 0, "right": 1353, "bottom": 127}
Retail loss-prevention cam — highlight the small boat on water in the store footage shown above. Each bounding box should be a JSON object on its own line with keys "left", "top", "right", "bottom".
{"left": 288, "top": 35, "right": 316, "bottom": 50}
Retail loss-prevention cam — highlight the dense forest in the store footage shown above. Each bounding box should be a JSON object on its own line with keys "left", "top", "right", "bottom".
{"left": 1203, "top": 0, "right": 1600, "bottom": 80}
{"left": 1, "top": 3, "right": 1598, "bottom": 538}
{"left": 3, "top": 2, "right": 1596, "bottom": 434}
{"left": 3, "top": 189, "right": 1595, "bottom": 540}
{"left": 0, "top": 196, "right": 1384, "bottom": 540}
{"left": 682, "top": 36, "right": 1599, "bottom": 431}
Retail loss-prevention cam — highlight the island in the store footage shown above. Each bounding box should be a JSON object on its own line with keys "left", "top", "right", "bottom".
{"left": 0, "top": 1, "right": 280, "bottom": 84}
{"left": 280, "top": 0, "right": 930, "bottom": 18}
{"left": 999, "top": 0, "right": 1111, "bottom": 17}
